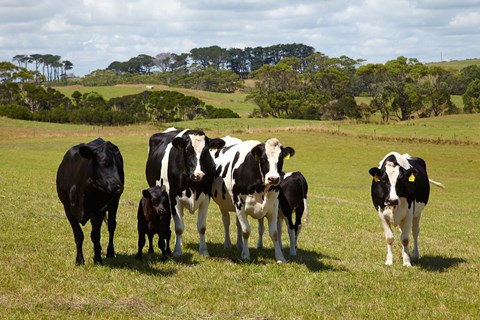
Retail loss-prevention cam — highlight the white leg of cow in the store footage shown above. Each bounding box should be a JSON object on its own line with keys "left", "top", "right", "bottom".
{"left": 412, "top": 213, "right": 421, "bottom": 262}
{"left": 236, "top": 210, "right": 251, "bottom": 260}
{"left": 399, "top": 213, "right": 413, "bottom": 267}
{"left": 235, "top": 216, "right": 243, "bottom": 250}
{"left": 267, "top": 205, "right": 286, "bottom": 263}
{"left": 221, "top": 210, "right": 232, "bottom": 250}
{"left": 378, "top": 209, "right": 394, "bottom": 265}
{"left": 257, "top": 217, "right": 265, "bottom": 249}
{"left": 196, "top": 199, "right": 209, "bottom": 256}
{"left": 173, "top": 204, "right": 184, "bottom": 258}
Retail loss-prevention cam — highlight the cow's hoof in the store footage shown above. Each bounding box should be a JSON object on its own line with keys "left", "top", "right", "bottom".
{"left": 135, "top": 253, "right": 142, "bottom": 260}
{"left": 161, "top": 255, "right": 169, "bottom": 262}
{"left": 93, "top": 258, "right": 103, "bottom": 266}
{"left": 106, "top": 248, "right": 115, "bottom": 258}
{"left": 276, "top": 258, "right": 286, "bottom": 263}
{"left": 403, "top": 262, "right": 412, "bottom": 267}
{"left": 199, "top": 250, "right": 210, "bottom": 257}
{"left": 385, "top": 260, "right": 393, "bottom": 266}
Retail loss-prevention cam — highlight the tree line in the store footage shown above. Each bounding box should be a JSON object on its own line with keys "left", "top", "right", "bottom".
{"left": 12, "top": 54, "right": 73, "bottom": 83}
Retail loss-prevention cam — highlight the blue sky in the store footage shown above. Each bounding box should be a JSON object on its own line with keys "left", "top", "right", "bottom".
{"left": 1, "top": 0, "right": 479, "bottom": 76}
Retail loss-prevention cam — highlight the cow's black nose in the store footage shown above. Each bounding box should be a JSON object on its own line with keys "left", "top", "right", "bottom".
{"left": 113, "top": 184, "right": 124, "bottom": 194}
{"left": 268, "top": 177, "right": 280, "bottom": 185}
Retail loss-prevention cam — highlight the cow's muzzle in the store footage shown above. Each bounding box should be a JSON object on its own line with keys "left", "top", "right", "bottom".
{"left": 267, "top": 176, "right": 280, "bottom": 185}
{"left": 384, "top": 198, "right": 399, "bottom": 206}
{"left": 192, "top": 172, "right": 205, "bottom": 182}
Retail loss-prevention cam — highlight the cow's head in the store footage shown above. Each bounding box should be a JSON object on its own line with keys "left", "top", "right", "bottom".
{"left": 142, "top": 185, "right": 171, "bottom": 232}
{"left": 79, "top": 141, "right": 124, "bottom": 195}
{"left": 172, "top": 130, "right": 225, "bottom": 182}
{"left": 369, "top": 155, "right": 417, "bottom": 209}
{"left": 251, "top": 138, "right": 295, "bottom": 186}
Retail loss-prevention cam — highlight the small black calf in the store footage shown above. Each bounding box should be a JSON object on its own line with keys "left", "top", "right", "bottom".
{"left": 136, "top": 185, "right": 172, "bottom": 261}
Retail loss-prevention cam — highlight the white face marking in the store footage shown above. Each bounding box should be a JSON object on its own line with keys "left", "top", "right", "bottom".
{"left": 385, "top": 161, "right": 400, "bottom": 202}
{"left": 189, "top": 134, "right": 206, "bottom": 177}
{"left": 264, "top": 138, "right": 281, "bottom": 182}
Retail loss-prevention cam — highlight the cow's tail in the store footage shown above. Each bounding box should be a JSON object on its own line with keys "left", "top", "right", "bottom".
{"left": 429, "top": 178, "right": 446, "bottom": 190}
{"left": 302, "top": 198, "right": 310, "bottom": 224}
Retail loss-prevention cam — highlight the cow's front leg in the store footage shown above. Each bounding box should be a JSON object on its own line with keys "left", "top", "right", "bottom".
{"left": 172, "top": 206, "right": 184, "bottom": 257}
{"left": 65, "top": 207, "right": 85, "bottom": 266}
{"left": 399, "top": 213, "right": 413, "bottom": 267}
{"left": 135, "top": 229, "right": 147, "bottom": 260}
{"left": 106, "top": 199, "right": 119, "bottom": 258}
{"left": 267, "top": 205, "right": 286, "bottom": 263}
{"left": 236, "top": 210, "right": 251, "bottom": 260}
{"left": 196, "top": 199, "right": 209, "bottom": 256}
{"left": 378, "top": 209, "right": 394, "bottom": 265}
{"left": 257, "top": 217, "right": 265, "bottom": 249}
{"left": 221, "top": 210, "right": 232, "bottom": 249}
{"left": 412, "top": 214, "right": 421, "bottom": 262}
{"left": 90, "top": 213, "right": 104, "bottom": 265}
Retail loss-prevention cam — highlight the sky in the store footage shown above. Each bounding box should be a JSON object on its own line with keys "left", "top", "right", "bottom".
{"left": 1, "top": 0, "right": 480, "bottom": 76}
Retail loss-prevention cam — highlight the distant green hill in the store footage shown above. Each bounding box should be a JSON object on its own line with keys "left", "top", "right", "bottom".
{"left": 426, "top": 58, "right": 480, "bottom": 71}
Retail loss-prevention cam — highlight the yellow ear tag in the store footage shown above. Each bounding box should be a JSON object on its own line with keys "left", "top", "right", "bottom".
{"left": 373, "top": 175, "right": 380, "bottom": 182}
{"left": 409, "top": 174, "right": 415, "bottom": 182}
{"left": 284, "top": 153, "right": 290, "bottom": 160}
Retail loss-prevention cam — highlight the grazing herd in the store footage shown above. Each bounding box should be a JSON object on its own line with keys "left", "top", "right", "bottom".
{"left": 56, "top": 128, "right": 444, "bottom": 267}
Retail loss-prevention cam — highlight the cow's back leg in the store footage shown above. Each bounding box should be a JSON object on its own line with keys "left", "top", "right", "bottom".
{"left": 90, "top": 212, "right": 104, "bottom": 265}
{"left": 147, "top": 233, "right": 155, "bottom": 253}
{"left": 64, "top": 205, "right": 85, "bottom": 266}
{"left": 235, "top": 216, "right": 243, "bottom": 250}
{"left": 221, "top": 210, "right": 232, "bottom": 249}
{"left": 106, "top": 199, "right": 119, "bottom": 258}
{"left": 412, "top": 212, "right": 422, "bottom": 262}
{"left": 378, "top": 209, "right": 394, "bottom": 265}
{"left": 257, "top": 217, "right": 265, "bottom": 249}
{"left": 136, "top": 229, "right": 147, "bottom": 260}
{"left": 196, "top": 198, "right": 209, "bottom": 256}
{"left": 282, "top": 209, "right": 297, "bottom": 257}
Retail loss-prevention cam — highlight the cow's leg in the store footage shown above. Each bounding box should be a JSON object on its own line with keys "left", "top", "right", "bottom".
{"left": 399, "top": 212, "right": 413, "bottom": 267}
{"left": 196, "top": 198, "right": 209, "bottom": 256}
{"left": 378, "top": 209, "right": 394, "bottom": 265}
{"left": 266, "top": 205, "right": 286, "bottom": 263}
{"left": 147, "top": 233, "right": 155, "bottom": 253}
{"left": 136, "top": 229, "right": 147, "bottom": 260}
{"left": 172, "top": 201, "right": 185, "bottom": 257}
{"left": 412, "top": 213, "right": 422, "bottom": 262}
{"left": 65, "top": 206, "right": 85, "bottom": 265}
{"left": 106, "top": 199, "right": 118, "bottom": 258}
{"left": 257, "top": 217, "right": 265, "bottom": 249}
{"left": 236, "top": 210, "right": 251, "bottom": 260}
{"left": 235, "top": 216, "right": 243, "bottom": 250}
{"left": 157, "top": 235, "right": 169, "bottom": 261}
{"left": 90, "top": 213, "right": 104, "bottom": 265}
{"left": 221, "top": 210, "right": 232, "bottom": 249}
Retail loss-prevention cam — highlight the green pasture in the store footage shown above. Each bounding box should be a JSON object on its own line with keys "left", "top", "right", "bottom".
{"left": 426, "top": 58, "right": 480, "bottom": 71}
{"left": 54, "top": 85, "right": 257, "bottom": 117}
{"left": 0, "top": 116, "right": 479, "bottom": 319}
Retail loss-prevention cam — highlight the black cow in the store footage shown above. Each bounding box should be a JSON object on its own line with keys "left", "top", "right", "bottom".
{"left": 369, "top": 152, "right": 444, "bottom": 267}
{"left": 258, "top": 171, "right": 309, "bottom": 257}
{"left": 212, "top": 138, "right": 295, "bottom": 262}
{"left": 145, "top": 127, "right": 225, "bottom": 257}
{"left": 136, "top": 185, "right": 172, "bottom": 261}
{"left": 56, "top": 138, "right": 124, "bottom": 265}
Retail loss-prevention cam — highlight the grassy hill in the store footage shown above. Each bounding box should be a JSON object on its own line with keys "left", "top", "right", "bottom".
{"left": 426, "top": 58, "right": 480, "bottom": 71}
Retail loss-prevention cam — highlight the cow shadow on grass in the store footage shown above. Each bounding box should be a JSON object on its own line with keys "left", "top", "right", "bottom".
{"left": 187, "top": 242, "right": 343, "bottom": 272}
{"left": 103, "top": 251, "right": 198, "bottom": 276}
{"left": 416, "top": 255, "right": 467, "bottom": 272}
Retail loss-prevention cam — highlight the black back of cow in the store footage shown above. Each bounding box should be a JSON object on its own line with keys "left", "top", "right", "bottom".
{"left": 56, "top": 138, "right": 124, "bottom": 265}
{"left": 369, "top": 154, "right": 430, "bottom": 210}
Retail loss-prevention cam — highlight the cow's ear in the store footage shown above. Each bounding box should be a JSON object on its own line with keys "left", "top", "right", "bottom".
{"left": 79, "top": 146, "right": 95, "bottom": 159}
{"left": 251, "top": 144, "right": 263, "bottom": 161}
{"left": 172, "top": 137, "right": 186, "bottom": 149}
{"left": 369, "top": 167, "right": 382, "bottom": 182}
{"left": 282, "top": 147, "right": 295, "bottom": 160}
{"left": 406, "top": 168, "right": 417, "bottom": 182}
{"left": 142, "top": 189, "right": 151, "bottom": 199}
{"left": 208, "top": 138, "right": 226, "bottom": 150}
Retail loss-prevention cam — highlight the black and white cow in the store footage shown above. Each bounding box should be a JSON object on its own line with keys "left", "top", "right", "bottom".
{"left": 212, "top": 138, "right": 295, "bottom": 262}
{"left": 258, "top": 171, "right": 309, "bottom": 257}
{"left": 56, "top": 138, "right": 124, "bottom": 265}
{"left": 145, "top": 128, "right": 225, "bottom": 257}
{"left": 135, "top": 185, "right": 172, "bottom": 261}
{"left": 369, "top": 152, "right": 445, "bottom": 266}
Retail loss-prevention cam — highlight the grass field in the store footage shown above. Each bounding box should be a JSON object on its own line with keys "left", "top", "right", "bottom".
{"left": 426, "top": 58, "right": 480, "bottom": 71}
{"left": 0, "top": 115, "right": 479, "bottom": 319}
